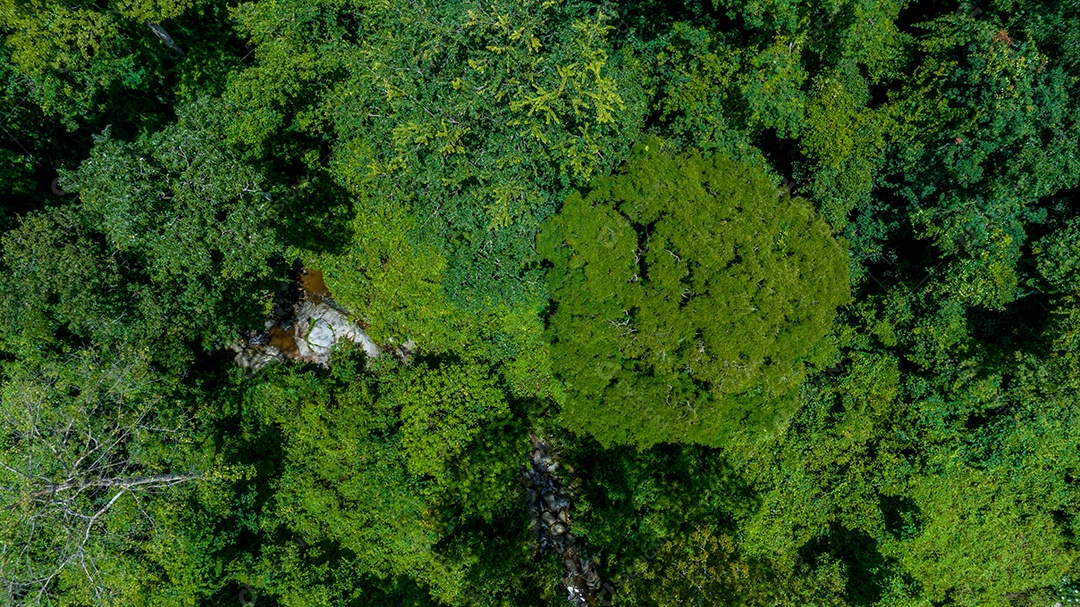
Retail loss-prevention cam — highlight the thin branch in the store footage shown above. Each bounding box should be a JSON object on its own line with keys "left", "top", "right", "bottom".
{"left": 25, "top": 472, "right": 201, "bottom": 500}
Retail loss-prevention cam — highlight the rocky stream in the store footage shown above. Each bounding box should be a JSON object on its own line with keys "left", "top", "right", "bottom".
{"left": 229, "top": 265, "right": 408, "bottom": 369}
{"left": 524, "top": 434, "right": 604, "bottom": 606}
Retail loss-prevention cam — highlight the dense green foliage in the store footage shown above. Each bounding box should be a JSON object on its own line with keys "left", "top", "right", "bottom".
{"left": 540, "top": 141, "right": 849, "bottom": 446}
{"left": 2, "top": 0, "right": 1080, "bottom": 605}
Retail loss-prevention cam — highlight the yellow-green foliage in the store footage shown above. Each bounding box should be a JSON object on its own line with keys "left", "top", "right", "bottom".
{"left": 1, "top": 0, "right": 195, "bottom": 123}
{"left": 227, "top": 0, "right": 647, "bottom": 313}
{"left": 316, "top": 195, "right": 558, "bottom": 399}
{"left": 801, "top": 68, "right": 890, "bottom": 231}
{"left": 540, "top": 141, "right": 850, "bottom": 447}
{"left": 317, "top": 200, "right": 454, "bottom": 348}
{"left": 391, "top": 361, "right": 525, "bottom": 520}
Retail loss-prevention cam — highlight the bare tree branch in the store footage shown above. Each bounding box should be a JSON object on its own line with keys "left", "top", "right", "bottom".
{"left": 0, "top": 349, "right": 208, "bottom": 604}
{"left": 145, "top": 21, "right": 185, "bottom": 57}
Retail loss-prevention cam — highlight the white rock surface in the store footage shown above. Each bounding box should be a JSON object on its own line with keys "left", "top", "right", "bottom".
{"left": 229, "top": 283, "right": 382, "bottom": 369}
{"left": 291, "top": 300, "right": 380, "bottom": 365}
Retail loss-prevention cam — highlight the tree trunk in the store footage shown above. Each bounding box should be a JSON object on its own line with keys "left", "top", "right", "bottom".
{"left": 146, "top": 21, "right": 185, "bottom": 56}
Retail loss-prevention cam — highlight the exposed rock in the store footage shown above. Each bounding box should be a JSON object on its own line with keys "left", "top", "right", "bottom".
{"left": 228, "top": 265, "right": 389, "bottom": 369}
{"left": 290, "top": 299, "right": 381, "bottom": 363}
{"left": 230, "top": 342, "right": 281, "bottom": 369}
{"left": 304, "top": 317, "right": 335, "bottom": 351}
{"left": 583, "top": 566, "right": 601, "bottom": 590}
{"left": 523, "top": 434, "right": 602, "bottom": 607}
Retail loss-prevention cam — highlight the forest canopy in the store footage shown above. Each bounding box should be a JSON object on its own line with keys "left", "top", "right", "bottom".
{"left": 2, "top": 0, "right": 1080, "bottom": 606}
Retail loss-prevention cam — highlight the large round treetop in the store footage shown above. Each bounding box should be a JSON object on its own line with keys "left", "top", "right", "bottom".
{"left": 539, "top": 142, "right": 851, "bottom": 447}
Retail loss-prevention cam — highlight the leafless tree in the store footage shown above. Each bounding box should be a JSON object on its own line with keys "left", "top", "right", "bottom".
{"left": 0, "top": 349, "right": 205, "bottom": 604}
